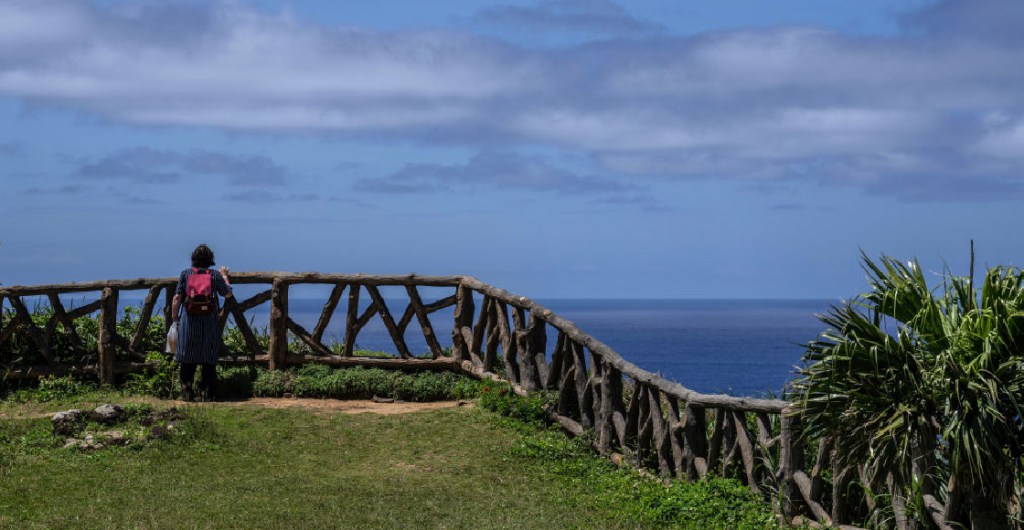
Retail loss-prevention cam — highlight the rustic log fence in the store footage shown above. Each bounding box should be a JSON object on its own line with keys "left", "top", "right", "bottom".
{"left": 0, "top": 272, "right": 949, "bottom": 528}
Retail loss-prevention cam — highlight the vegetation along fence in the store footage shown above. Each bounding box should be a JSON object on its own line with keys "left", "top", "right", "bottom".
{"left": 0, "top": 272, "right": 971, "bottom": 529}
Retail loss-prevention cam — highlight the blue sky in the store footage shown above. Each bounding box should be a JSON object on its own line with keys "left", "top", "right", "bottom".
{"left": 1, "top": 0, "right": 1022, "bottom": 298}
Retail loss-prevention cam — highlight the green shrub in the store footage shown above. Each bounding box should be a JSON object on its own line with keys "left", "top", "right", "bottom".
{"left": 477, "top": 382, "right": 552, "bottom": 426}
{"left": 217, "top": 366, "right": 258, "bottom": 398}
{"left": 33, "top": 375, "right": 95, "bottom": 402}
{"left": 252, "top": 369, "right": 293, "bottom": 397}
{"left": 123, "top": 352, "right": 178, "bottom": 398}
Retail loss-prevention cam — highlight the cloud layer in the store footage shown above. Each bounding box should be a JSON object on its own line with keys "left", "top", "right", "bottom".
{"left": 3, "top": 0, "right": 1024, "bottom": 200}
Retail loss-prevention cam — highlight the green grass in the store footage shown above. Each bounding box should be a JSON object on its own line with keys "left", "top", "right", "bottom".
{"left": 0, "top": 388, "right": 780, "bottom": 530}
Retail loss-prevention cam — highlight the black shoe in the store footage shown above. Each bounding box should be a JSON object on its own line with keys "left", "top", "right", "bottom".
{"left": 181, "top": 384, "right": 195, "bottom": 402}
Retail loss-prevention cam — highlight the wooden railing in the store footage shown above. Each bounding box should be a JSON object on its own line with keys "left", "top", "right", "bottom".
{"left": 0, "top": 272, "right": 918, "bottom": 528}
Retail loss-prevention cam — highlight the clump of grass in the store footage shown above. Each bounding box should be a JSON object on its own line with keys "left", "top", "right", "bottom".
{"left": 249, "top": 365, "right": 485, "bottom": 402}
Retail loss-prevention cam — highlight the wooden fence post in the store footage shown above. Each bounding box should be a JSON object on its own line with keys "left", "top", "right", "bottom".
{"left": 780, "top": 407, "right": 805, "bottom": 521}
{"left": 451, "top": 284, "right": 474, "bottom": 362}
{"left": 268, "top": 277, "right": 289, "bottom": 370}
{"left": 97, "top": 287, "right": 118, "bottom": 384}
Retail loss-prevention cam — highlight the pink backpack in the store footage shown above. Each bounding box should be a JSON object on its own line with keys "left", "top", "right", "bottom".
{"left": 185, "top": 268, "right": 216, "bottom": 316}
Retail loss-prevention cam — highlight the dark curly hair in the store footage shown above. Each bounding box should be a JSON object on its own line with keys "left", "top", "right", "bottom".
{"left": 191, "top": 244, "right": 216, "bottom": 268}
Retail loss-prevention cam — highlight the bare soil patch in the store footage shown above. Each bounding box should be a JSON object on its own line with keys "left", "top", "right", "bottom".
{"left": 212, "top": 397, "right": 472, "bottom": 415}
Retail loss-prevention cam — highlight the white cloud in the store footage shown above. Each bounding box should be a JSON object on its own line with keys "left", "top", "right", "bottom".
{"left": 3, "top": 0, "right": 1024, "bottom": 200}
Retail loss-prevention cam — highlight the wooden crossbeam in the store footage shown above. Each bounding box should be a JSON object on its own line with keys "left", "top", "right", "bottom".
{"left": 545, "top": 330, "right": 566, "bottom": 390}
{"left": 732, "top": 411, "right": 760, "bottom": 493}
{"left": 483, "top": 299, "right": 500, "bottom": 369}
{"left": 286, "top": 316, "right": 334, "bottom": 357}
{"left": 494, "top": 301, "right": 517, "bottom": 383}
{"left": 422, "top": 294, "right": 456, "bottom": 313}
{"left": 405, "top": 285, "right": 445, "bottom": 359}
{"left": 66, "top": 299, "right": 103, "bottom": 320}
{"left": 312, "top": 283, "right": 346, "bottom": 343}
{"left": 236, "top": 289, "right": 273, "bottom": 312}
{"left": 469, "top": 295, "right": 491, "bottom": 367}
{"left": 344, "top": 284, "right": 361, "bottom": 356}
{"left": 366, "top": 285, "right": 412, "bottom": 359}
{"left": 129, "top": 286, "right": 161, "bottom": 353}
{"left": 47, "top": 293, "right": 82, "bottom": 351}
{"left": 646, "top": 386, "right": 674, "bottom": 477}
{"left": 9, "top": 296, "right": 52, "bottom": 364}
{"left": 225, "top": 296, "right": 263, "bottom": 357}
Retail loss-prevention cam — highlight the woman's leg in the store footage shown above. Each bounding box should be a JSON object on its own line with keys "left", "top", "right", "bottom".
{"left": 197, "top": 363, "right": 218, "bottom": 401}
{"left": 180, "top": 363, "right": 198, "bottom": 401}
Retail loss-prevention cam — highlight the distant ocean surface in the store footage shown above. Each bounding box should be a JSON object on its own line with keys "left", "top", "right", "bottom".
{"left": 251, "top": 297, "right": 833, "bottom": 398}
{"left": 95, "top": 294, "right": 832, "bottom": 398}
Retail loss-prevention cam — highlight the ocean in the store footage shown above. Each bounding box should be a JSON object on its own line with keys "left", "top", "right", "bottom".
{"left": 79, "top": 291, "right": 831, "bottom": 398}
{"left": 254, "top": 296, "right": 833, "bottom": 398}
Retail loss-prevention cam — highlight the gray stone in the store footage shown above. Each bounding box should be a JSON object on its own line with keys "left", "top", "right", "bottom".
{"left": 89, "top": 403, "right": 125, "bottom": 424}
{"left": 102, "top": 430, "right": 129, "bottom": 446}
{"left": 51, "top": 409, "right": 85, "bottom": 436}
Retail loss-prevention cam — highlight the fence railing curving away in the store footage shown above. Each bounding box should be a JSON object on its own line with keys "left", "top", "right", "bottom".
{"left": 0, "top": 272, "right": 936, "bottom": 528}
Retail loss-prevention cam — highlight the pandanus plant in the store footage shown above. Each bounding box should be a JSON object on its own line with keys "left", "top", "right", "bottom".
{"left": 794, "top": 252, "right": 1024, "bottom": 530}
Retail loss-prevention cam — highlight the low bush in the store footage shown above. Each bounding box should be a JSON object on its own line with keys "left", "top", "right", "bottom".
{"left": 477, "top": 382, "right": 553, "bottom": 426}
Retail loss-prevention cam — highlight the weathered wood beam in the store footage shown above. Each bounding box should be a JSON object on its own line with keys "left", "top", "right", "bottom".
{"left": 557, "top": 365, "right": 579, "bottom": 418}
{"left": 422, "top": 294, "right": 457, "bottom": 314}
{"left": 646, "top": 387, "right": 674, "bottom": 477}
{"left": 545, "top": 330, "right": 566, "bottom": 390}
{"left": 128, "top": 286, "right": 161, "bottom": 353}
{"left": 3, "top": 360, "right": 156, "bottom": 379}
{"left": 396, "top": 303, "right": 416, "bottom": 336}
{"left": 459, "top": 277, "right": 788, "bottom": 413}
{"left": 366, "top": 285, "right": 412, "bottom": 359}
{"left": 451, "top": 285, "right": 474, "bottom": 363}
{"left": 733, "top": 411, "right": 760, "bottom": 494}
{"left": 779, "top": 409, "right": 805, "bottom": 521}
{"left": 469, "top": 295, "right": 491, "bottom": 367}
{"left": 684, "top": 404, "right": 709, "bottom": 479}
{"left": 66, "top": 299, "right": 103, "bottom": 320}
{"left": 624, "top": 382, "right": 642, "bottom": 448}
{"left": 286, "top": 317, "right": 335, "bottom": 357}
{"left": 344, "top": 284, "right": 361, "bottom": 356}
{"left": 405, "top": 285, "right": 445, "bottom": 359}
{"left": 97, "top": 287, "right": 118, "bottom": 384}
{"left": 218, "top": 354, "right": 460, "bottom": 371}
{"left": 794, "top": 470, "right": 833, "bottom": 526}
{"left": 597, "top": 364, "right": 622, "bottom": 454}
{"left": 163, "top": 286, "right": 174, "bottom": 335}
{"left": 47, "top": 293, "right": 83, "bottom": 351}
{"left": 495, "top": 301, "right": 518, "bottom": 383}
{"left": 665, "top": 396, "right": 687, "bottom": 479}
{"left": 483, "top": 301, "right": 500, "bottom": 371}
{"left": 708, "top": 408, "right": 726, "bottom": 475}
{"left": 267, "top": 278, "right": 289, "bottom": 370}
{"left": 226, "top": 296, "right": 263, "bottom": 358}
{"left": 236, "top": 289, "right": 273, "bottom": 312}
{"left": 571, "top": 341, "right": 592, "bottom": 428}
{"left": 0, "top": 273, "right": 462, "bottom": 297}
{"left": 312, "top": 283, "right": 346, "bottom": 343}
{"left": 528, "top": 313, "right": 548, "bottom": 388}
{"left": 10, "top": 296, "right": 53, "bottom": 364}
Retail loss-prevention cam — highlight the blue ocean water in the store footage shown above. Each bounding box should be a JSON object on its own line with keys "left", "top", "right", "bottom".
{"left": 80, "top": 291, "right": 831, "bottom": 398}
{"left": 275, "top": 297, "right": 833, "bottom": 398}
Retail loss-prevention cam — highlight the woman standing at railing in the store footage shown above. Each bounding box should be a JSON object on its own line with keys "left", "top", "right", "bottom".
{"left": 170, "top": 244, "right": 233, "bottom": 401}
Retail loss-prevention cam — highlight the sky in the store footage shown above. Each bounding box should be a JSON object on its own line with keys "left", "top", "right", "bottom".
{"left": 1, "top": 0, "right": 1023, "bottom": 299}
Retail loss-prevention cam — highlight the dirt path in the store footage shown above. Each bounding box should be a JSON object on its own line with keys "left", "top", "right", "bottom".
{"left": 196, "top": 397, "right": 472, "bottom": 415}
{"left": 0, "top": 397, "right": 473, "bottom": 420}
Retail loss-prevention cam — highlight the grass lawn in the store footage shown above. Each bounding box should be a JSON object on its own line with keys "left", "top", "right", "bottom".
{"left": 0, "top": 397, "right": 633, "bottom": 530}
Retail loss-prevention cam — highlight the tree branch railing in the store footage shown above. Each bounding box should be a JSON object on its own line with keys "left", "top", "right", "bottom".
{"left": 0, "top": 272, "right": 942, "bottom": 528}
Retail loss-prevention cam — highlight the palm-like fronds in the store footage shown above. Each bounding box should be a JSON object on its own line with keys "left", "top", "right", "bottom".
{"left": 794, "top": 254, "right": 1024, "bottom": 527}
